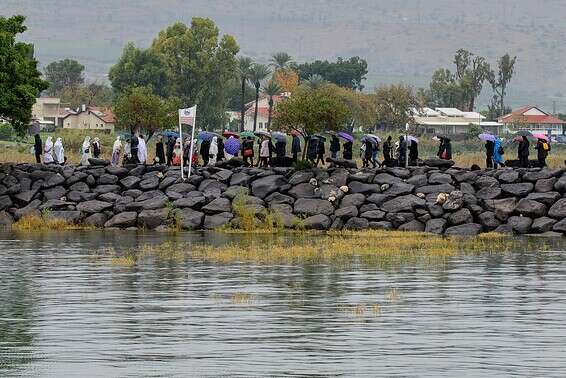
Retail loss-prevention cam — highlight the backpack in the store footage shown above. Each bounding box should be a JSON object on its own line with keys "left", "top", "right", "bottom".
{"left": 498, "top": 146, "right": 504, "bottom": 155}
{"left": 542, "top": 142, "right": 550, "bottom": 151}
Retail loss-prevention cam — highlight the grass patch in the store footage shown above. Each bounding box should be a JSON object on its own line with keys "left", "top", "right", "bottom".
{"left": 226, "top": 190, "right": 285, "bottom": 233}
{"left": 11, "top": 213, "right": 87, "bottom": 231}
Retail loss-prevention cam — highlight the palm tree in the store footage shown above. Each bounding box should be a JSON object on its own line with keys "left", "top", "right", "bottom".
{"left": 237, "top": 56, "right": 253, "bottom": 132}
{"left": 263, "top": 81, "right": 282, "bottom": 130}
{"left": 304, "top": 74, "right": 327, "bottom": 90}
{"left": 249, "top": 63, "right": 271, "bottom": 132}
{"left": 270, "top": 52, "right": 293, "bottom": 71}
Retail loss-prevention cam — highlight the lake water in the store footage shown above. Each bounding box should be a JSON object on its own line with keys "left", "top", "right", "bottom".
{"left": 1, "top": 231, "right": 566, "bottom": 377}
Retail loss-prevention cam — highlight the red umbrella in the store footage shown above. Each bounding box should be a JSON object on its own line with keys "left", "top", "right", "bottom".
{"left": 290, "top": 130, "right": 301, "bottom": 137}
{"left": 533, "top": 133, "right": 549, "bottom": 141}
{"left": 223, "top": 131, "right": 239, "bottom": 138}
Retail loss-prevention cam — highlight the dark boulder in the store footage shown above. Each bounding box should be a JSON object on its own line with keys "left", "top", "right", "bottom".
{"left": 381, "top": 195, "right": 425, "bottom": 213}
{"left": 294, "top": 198, "right": 334, "bottom": 217}
{"left": 303, "top": 214, "right": 332, "bottom": 230}
{"left": 203, "top": 212, "right": 233, "bottom": 229}
{"left": 548, "top": 198, "right": 566, "bottom": 219}
{"left": 250, "top": 175, "right": 287, "bottom": 199}
{"left": 447, "top": 208, "right": 473, "bottom": 226}
{"left": 179, "top": 208, "right": 204, "bottom": 230}
{"left": 425, "top": 218, "right": 447, "bottom": 234}
{"left": 344, "top": 217, "right": 369, "bottom": 230}
{"left": 340, "top": 193, "right": 366, "bottom": 208}
{"left": 138, "top": 208, "right": 170, "bottom": 229}
{"left": 477, "top": 212, "right": 501, "bottom": 230}
{"left": 334, "top": 205, "right": 358, "bottom": 219}
{"left": 444, "top": 223, "right": 482, "bottom": 236}
{"left": 515, "top": 199, "right": 547, "bottom": 218}
{"left": 531, "top": 217, "right": 556, "bottom": 233}
{"left": 104, "top": 212, "right": 137, "bottom": 228}
{"left": 501, "top": 182, "right": 534, "bottom": 197}
{"left": 77, "top": 200, "right": 113, "bottom": 213}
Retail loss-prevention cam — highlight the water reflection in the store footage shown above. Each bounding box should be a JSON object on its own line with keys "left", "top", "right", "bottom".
{"left": 0, "top": 230, "right": 566, "bottom": 376}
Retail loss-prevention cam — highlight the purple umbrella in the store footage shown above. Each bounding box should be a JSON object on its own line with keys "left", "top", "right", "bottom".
{"left": 478, "top": 133, "right": 496, "bottom": 142}
{"left": 337, "top": 132, "right": 354, "bottom": 142}
{"left": 224, "top": 137, "right": 241, "bottom": 155}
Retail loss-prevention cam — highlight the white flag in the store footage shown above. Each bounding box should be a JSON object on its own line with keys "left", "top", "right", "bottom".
{"left": 179, "top": 106, "right": 197, "bottom": 126}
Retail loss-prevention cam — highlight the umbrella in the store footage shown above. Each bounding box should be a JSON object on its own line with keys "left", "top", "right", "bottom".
{"left": 364, "top": 134, "right": 381, "bottom": 143}
{"left": 290, "top": 130, "right": 302, "bottom": 137}
{"left": 27, "top": 121, "right": 41, "bottom": 136}
{"left": 478, "top": 133, "right": 496, "bottom": 142}
{"left": 160, "top": 130, "right": 180, "bottom": 138}
{"left": 254, "top": 130, "right": 271, "bottom": 138}
{"left": 271, "top": 132, "right": 287, "bottom": 143}
{"left": 515, "top": 130, "right": 533, "bottom": 137}
{"left": 313, "top": 133, "right": 327, "bottom": 142}
{"left": 198, "top": 131, "right": 219, "bottom": 141}
{"left": 240, "top": 131, "right": 257, "bottom": 139}
{"left": 337, "top": 131, "right": 354, "bottom": 142}
{"left": 533, "top": 133, "right": 549, "bottom": 141}
{"left": 361, "top": 136, "right": 377, "bottom": 146}
{"left": 224, "top": 137, "right": 241, "bottom": 155}
{"left": 223, "top": 131, "right": 239, "bottom": 139}
{"left": 407, "top": 136, "right": 418, "bottom": 144}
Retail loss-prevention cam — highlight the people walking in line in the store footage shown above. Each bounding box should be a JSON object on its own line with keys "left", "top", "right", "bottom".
{"left": 362, "top": 139, "right": 373, "bottom": 168}
{"left": 92, "top": 137, "right": 101, "bottom": 158}
{"left": 315, "top": 138, "right": 325, "bottom": 166}
{"left": 383, "top": 136, "right": 393, "bottom": 166}
{"left": 33, "top": 134, "right": 42, "bottom": 164}
{"left": 437, "top": 137, "right": 452, "bottom": 160}
{"left": 43, "top": 136, "right": 54, "bottom": 164}
{"left": 397, "top": 136, "right": 407, "bottom": 167}
{"left": 217, "top": 137, "right": 225, "bottom": 162}
{"left": 535, "top": 138, "right": 550, "bottom": 167}
{"left": 343, "top": 140, "right": 353, "bottom": 160}
{"left": 111, "top": 136, "right": 122, "bottom": 166}
{"left": 123, "top": 138, "right": 131, "bottom": 165}
{"left": 166, "top": 136, "right": 175, "bottom": 165}
{"left": 155, "top": 135, "right": 165, "bottom": 164}
{"left": 259, "top": 136, "right": 270, "bottom": 167}
{"left": 242, "top": 137, "right": 255, "bottom": 167}
{"left": 371, "top": 141, "right": 380, "bottom": 168}
{"left": 291, "top": 133, "right": 301, "bottom": 162}
{"left": 518, "top": 135, "right": 530, "bottom": 168}
{"left": 80, "top": 136, "right": 91, "bottom": 166}
{"left": 493, "top": 137, "right": 505, "bottom": 168}
{"left": 330, "top": 135, "right": 340, "bottom": 159}
{"left": 54, "top": 137, "right": 65, "bottom": 165}
{"left": 209, "top": 136, "right": 219, "bottom": 166}
{"left": 137, "top": 134, "right": 147, "bottom": 164}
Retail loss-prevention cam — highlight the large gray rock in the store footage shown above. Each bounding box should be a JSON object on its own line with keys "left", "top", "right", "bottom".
{"left": 366, "top": 193, "right": 391, "bottom": 206}
{"left": 77, "top": 200, "right": 113, "bottom": 213}
{"left": 43, "top": 173, "right": 65, "bottom": 188}
{"left": 340, "top": 193, "right": 366, "bottom": 208}
{"left": 230, "top": 172, "right": 251, "bottom": 186}
{"left": 483, "top": 198, "right": 517, "bottom": 217}
{"left": 399, "top": 219, "right": 425, "bottom": 232}
{"left": 211, "top": 169, "right": 233, "bottom": 183}
{"left": 548, "top": 198, "right": 566, "bottom": 219}
{"left": 554, "top": 176, "right": 566, "bottom": 193}
{"left": 348, "top": 181, "right": 380, "bottom": 194}
{"left": 360, "top": 210, "right": 385, "bottom": 221}
{"left": 179, "top": 208, "right": 204, "bottom": 230}
{"left": 265, "top": 192, "right": 294, "bottom": 205}
{"left": 93, "top": 184, "right": 121, "bottom": 194}
{"left": 69, "top": 181, "right": 90, "bottom": 192}
{"left": 476, "top": 186, "right": 501, "bottom": 200}
{"left": 442, "top": 190, "right": 464, "bottom": 210}
{"left": 104, "top": 212, "right": 138, "bottom": 228}
{"left": 474, "top": 175, "right": 499, "bottom": 189}
{"left": 0, "top": 195, "right": 13, "bottom": 211}
{"left": 428, "top": 172, "right": 453, "bottom": 184}
{"left": 452, "top": 170, "right": 479, "bottom": 183}
{"left": 498, "top": 170, "right": 519, "bottom": 183}
{"left": 381, "top": 194, "right": 425, "bottom": 213}
{"left": 202, "top": 197, "right": 231, "bottom": 214}
{"left": 12, "top": 189, "right": 37, "bottom": 206}
{"left": 303, "top": 214, "right": 331, "bottom": 230}
{"left": 98, "top": 174, "right": 119, "bottom": 185}
{"left": 43, "top": 186, "right": 67, "bottom": 200}
{"left": 531, "top": 217, "right": 556, "bottom": 233}
{"left": 138, "top": 208, "right": 170, "bottom": 229}
{"left": 127, "top": 195, "right": 168, "bottom": 211}
{"left": 523, "top": 170, "right": 553, "bottom": 182}
{"left": 373, "top": 173, "right": 403, "bottom": 185}
{"left": 294, "top": 198, "right": 335, "bottom": 216}
{"left": 173, "top": 196, "right": 206, "bottom": 209}
{"left": 222, "top": 186, "right": 249, "bottom": 200}
{"left": 203, "top": 212, "right": 233, "bottom": 229}
{"left": 0, "top": 211, "right": 13, "bottom": 227}
{"left": 251, "top": 175, "right": 287, "bottom": 199}
{"left": 415, "top": 184, "right": 456, "bottom": 195}
{"left": 423, "top": 158, "right": 454, "bottom": 168}
{"left": 501, "top": 182, "right": 534, "bottom": 196}
{"left": 535, "top": 177, "right": 556, "bottom": 193}
{"left": 406, "top": 174, "right": 428, "bottom": 188}
{"left": 385, "top": 212, "right": 415, "bottom": 227}
{"left": 386, "top": 167, "right": 411, "bottom": 178}
{"left": 14, "top": 199, "right": 41, "bottom": 220}
{"left": 288, "top": 170, "right": 314, "bottom": 185}
{"left": 167, "top": 182, "right": 195, "bottom": 195}
{"left": 288, "top": 183, "right": 317, "bottom": 198}
{"left": 515, "top": 199, "right": 547, "bottom": 218}
{"left": 425, "top": 218, "right": 447, "bottom": 234}
{"left": 120, "top": 176, "right": 141, "bottom": 189}
{"left": 344, "top": 217, "right": 369, "bottom": 230}
{"left": 335, "top": 205, "right": 358, "bottom": 219}
{"left": 507, "top": 216, "right": 533, "bottom": 234}
{"left": 383, "top": 183, "right": 414, "bottom": 196}
{"left": 46, "top": 211, "right": 82, "bottom": 224}
{"left": 84, "top": 213, "right": 108, "bottom": 228}
{"left": 444, "top": 223, "right": 482, "bottom": 236}
{"left": 477, "top": 212, "right": 501, "bottom": 229}
{"left": 447, "top": 208, "right": 473, "bottom": 226}
{"left": 552, "top": 218, "right": 566, "bottom": 233}
{"left": 106, "top": 166, "right": 129, "bottom": 177}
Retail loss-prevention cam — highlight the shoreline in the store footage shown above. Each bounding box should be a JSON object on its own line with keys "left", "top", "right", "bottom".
{"left": 1, "top": 158, "right": 566, "bottom": 237}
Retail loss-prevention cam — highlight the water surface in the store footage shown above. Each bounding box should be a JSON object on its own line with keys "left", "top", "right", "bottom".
{"left": 1, "top": 230, "right": 566, "bottom": 377}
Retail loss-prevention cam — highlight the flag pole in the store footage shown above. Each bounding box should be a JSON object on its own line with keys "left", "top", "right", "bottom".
{"left": 187, "top": 105, "right": 197, "bottom": 179}
{"left": 179, "top": 110, "right": 184, "bottom": 180}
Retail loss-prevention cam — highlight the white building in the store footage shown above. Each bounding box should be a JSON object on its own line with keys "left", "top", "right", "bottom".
{"left": 412, "top": 107, "right": 503, "bottom": 135}
{"left": 242, "top": 95, "right": 287, "bottom": 131}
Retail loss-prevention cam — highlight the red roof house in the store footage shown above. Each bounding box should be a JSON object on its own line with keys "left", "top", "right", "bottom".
{"left": 499, "top": 106, "right": 565, "bottom": 135}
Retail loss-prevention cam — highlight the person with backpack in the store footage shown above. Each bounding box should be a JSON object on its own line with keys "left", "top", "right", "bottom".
{"left": 535, "top": 138, "right": 551, "bottom": 167}
{"left": 493, "top": 137, "right": 505, "bottom": 169}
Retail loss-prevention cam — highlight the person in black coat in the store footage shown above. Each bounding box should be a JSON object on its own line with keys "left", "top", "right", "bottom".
{"left": 217, "top": 138, "right": 225, "bottom": 161}
{"left": 343, "top": 141, "right": 353, "bottom": 160}
{"left": 518, "top": 135, "right": 530, "bottom": 168}
{"left": 437, "top": 137, "right": 452, "bottom": 160}
{"left": 291, "top": 135, "right": 301, "bottom": 162}
{"left": 130, "top": 134, "right": 139, "bottom": 164}
{"left": 534, "top": 138, "right": 550, "bottom": 167}
{"left": 155, "top": 135, "right": 166, "bottom": 164}
{"left": 166, "top": 136, "right": 175, "bottom": 165}
{"left": 408, "top": 140, "right": 419, "bottom": 166}
{"left": 307, "top": 137, "right": 319, "bottom": 164}
{"left": 34, "top": 134, "right": 42, "bottom": 163}
{"left": 200, "top": 139, "right": 211, "bottom": 166}
{"left": 362, "top": 139, "right": 373, "bottom": 168}
{"left": 330, "top": 136, "right": 340, "bottom": 159}
{"left": 382, "top": 136, "right": 393, "bottom": 165}
{"left": 316, "top": 139, "right": 326, "bottom": 166}
{"left": 485, "top": 140, "right": 494, "bottom": 168}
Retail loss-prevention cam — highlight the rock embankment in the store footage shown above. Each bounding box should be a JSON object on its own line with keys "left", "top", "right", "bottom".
{"left": 1, "top": 160, "right": 566, "bottom": 236}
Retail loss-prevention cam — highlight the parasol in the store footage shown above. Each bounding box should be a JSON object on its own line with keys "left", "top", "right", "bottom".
{"left": 198, "top": 131, "right": 219, "bottom": 141}
{"left": 337, "top": 131, "right": 354, "bottom": 142}
{"left": 364, "top": 134, "right": 381, "bottom": 143}
{"left": 533, "top": 133, "right": 549, "bottom": 141}
{"left": 478, "top": 133, "right": 496, "bottom": 142}
{"left": 313, "top": 133, "right": 327, "bottom": 142}
{"left": 240, "top": 131, "right": 257, "bottom": 139}
{"left": 515, "top": 130, "right": 533, "bottom": 137}
{"left": 254, "top": 131, "right": 271, "bottom": 138}
{"left": 223, "top": 131, "right": 239, "bottom": 139}
{"left": 407, "top": 135, "right": 419, "bottom": 144}
{"left": 224, "top": 137, "right": 242, "bottom": 155}
{"left": 271, "top": 132, "right": 287, "bottom": 143}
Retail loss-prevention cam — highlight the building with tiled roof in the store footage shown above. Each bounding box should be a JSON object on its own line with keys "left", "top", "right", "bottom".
{"left": 498, "top": 106, "right": 565, "bottom": 135}
{"left": 242, "top": 95, "right": 287, "bottom": 131}
{"left": 61, "top": 105, "right": 115, "bottom": 132}
{"left": 411, "top": 107, "right": 503, "bottom": 135}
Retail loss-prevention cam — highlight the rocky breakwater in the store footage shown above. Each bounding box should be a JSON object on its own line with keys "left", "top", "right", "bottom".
{"left": 1, "top": 159, "right": 566, "bottom": 237}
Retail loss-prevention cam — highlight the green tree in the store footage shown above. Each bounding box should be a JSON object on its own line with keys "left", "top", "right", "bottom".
{"left": 374, "top": 84, "right": 420, "bottom": 131}
{"left": 487, "top": 53, "right": 517, "bottom": 118}
{"left": 236, "top": 56, "right": 253, "bottom": 132}
{"left": 270, "top": 52, "right": 293, "bottom": 71}
{"left": 263, "top": 80, "right": 281, "bottom": 130}
{"left": 0, "top": 15, "right": 48, "bottom": 135}
{"left": 249, "top": 63, "right": 271, "bottom": 131}
{"left": 292, "top": 56, "right": 368, "bottom": 91}
{"left": 303, "top": 74, "right": 327, "bottom": 90}
{"left": 151, "top": 18, "right": 239, "bottom": 130}
{"left": 59, "top": 82, "right": 113, "bottom": 108}
{"left": 113, "top": 86, "right": 180, "bottom": 138}
{"left": 272, "top": 86, "right": 350, "bottom": 159}
{"left": 44, "top": 58, "right": 84, "bottom": 95}
{"left": 322, "top": 83, "right": 376, "bottom": 131}
{"left": 108, "top": 42, "right": 169, "bottom": 97}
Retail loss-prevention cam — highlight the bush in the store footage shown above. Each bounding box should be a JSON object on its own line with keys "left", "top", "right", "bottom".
{"left": 0, "top": 123, "right": 14, "bottom": 141}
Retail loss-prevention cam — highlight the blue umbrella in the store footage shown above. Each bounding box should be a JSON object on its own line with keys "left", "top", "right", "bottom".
{"left": 160, "top": 130, "right": 180, "bottom": 138}
{"left": 271, "top": 132, "right": 287, "bottom": 143}
{"left": 198, "top": 131, "right": 219, "bottom": 141}
{"left": 224, "top": 137, "right": 241, "bottom": 155}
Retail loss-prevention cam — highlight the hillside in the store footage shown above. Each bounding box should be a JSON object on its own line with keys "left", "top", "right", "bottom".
{"left": 3, "top": 0, "right": 566, "bottom": 111}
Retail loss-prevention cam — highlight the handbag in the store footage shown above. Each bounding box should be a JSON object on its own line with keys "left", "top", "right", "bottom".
{"left": 243, "top": 149, "right": 253, "bottom": 157}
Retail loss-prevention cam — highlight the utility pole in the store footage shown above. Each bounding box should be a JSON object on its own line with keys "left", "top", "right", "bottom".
{"left": 552, "top": 100, "right": 557, "bottom": 116}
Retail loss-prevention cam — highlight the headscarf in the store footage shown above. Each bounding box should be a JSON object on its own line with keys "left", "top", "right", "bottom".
{"left": 93, "top": 137, "right": 100, "bottom": 145}
{"left": 113, "top": 136, "right": 122, "bottom": 152}
{"left": 44, "top": 136, "right": 53, "bottom": 153}
{"left": 54, "top": 137, "right": 64, "bottom": 164}
{"left": 82, "top": 136, "right": 91, "bottom": 154}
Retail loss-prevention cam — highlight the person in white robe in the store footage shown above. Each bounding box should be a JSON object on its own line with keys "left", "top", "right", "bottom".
{"left": 43, "top": 136, "right": 54, "bottom": 164}
{"left": 53, "top": 137, "right": 65, "bottom": 164}
{"left": 137, "top": 135, "right": 147, "bottom": 164}
{"left": 208, "top": 136, "right": 218, "bottom": 165}
{"left": 111, "top": 136, "right": 122, "bottom": 166}
{"left": 80, "top": 136, "right": 91, "bottom": 166}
